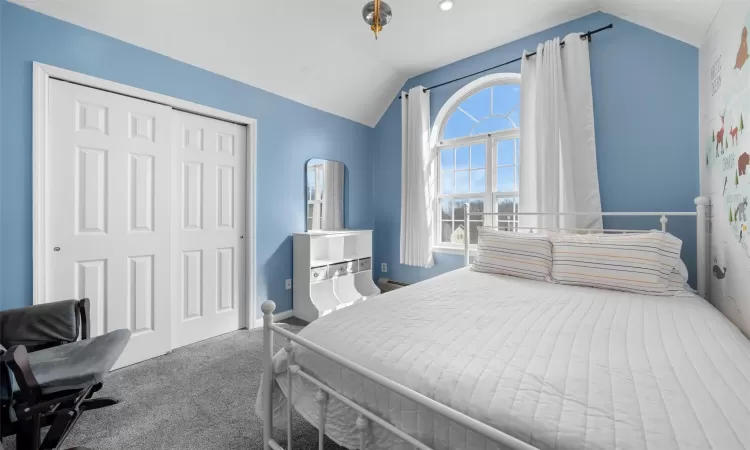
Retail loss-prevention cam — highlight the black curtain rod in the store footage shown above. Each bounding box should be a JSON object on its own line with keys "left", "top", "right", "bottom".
{"left": 399, "top": 23, "right": 613, "bottom": 99}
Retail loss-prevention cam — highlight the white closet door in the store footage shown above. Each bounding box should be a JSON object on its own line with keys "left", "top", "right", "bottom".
{"left": 171, "top": 111, "right": 246, "bottom": 348}
{"left": 47, "top": 79, "right": 172, "bottom": 368}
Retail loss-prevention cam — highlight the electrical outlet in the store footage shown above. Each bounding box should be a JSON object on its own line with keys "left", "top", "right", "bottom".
{"left": 381, "top": 263, "right": 388, "bottom": 273}
{"left": 285, "top": 279, "right": 292, "bottom": 290}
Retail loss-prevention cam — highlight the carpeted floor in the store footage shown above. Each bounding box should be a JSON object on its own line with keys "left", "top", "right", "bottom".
{"left": 3, "top": 319, "right": 346, "bottom": 450}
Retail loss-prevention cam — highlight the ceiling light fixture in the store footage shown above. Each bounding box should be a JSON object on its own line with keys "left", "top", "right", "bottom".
{"left": 362, "top": 0, "right": 392, "bottom": 40}
{"left": 438, "top": 0, "right": 454, "bottom": 11}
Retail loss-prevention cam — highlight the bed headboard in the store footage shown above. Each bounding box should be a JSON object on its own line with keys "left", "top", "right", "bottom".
{"left": 462, "top": 196, "right": 711, "bottom": 299}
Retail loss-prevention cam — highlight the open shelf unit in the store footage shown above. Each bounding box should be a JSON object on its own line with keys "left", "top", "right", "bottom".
{"left": 293, "top": 230, "right": 380, "bottom": 322}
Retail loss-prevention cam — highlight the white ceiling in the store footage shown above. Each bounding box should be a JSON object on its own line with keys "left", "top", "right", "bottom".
{"left": 11, "top": 0, "right": 721, "bottom": 127}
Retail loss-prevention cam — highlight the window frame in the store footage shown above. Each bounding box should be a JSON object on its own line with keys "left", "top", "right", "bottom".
{"left": 430, "top": 73, "right": 521, "bottom": 253}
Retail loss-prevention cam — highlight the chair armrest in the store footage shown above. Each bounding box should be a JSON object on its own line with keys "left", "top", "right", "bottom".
{"left": 2, "top": 345, "right": 41, "bottom": 404}
{"left": 0, "top": 300, "right": 82, "bottom": 351}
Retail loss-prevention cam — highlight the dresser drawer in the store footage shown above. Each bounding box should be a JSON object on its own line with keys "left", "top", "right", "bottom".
{"left": 329, "top": 260, "right": 356, "bottom": 277}
{"left": 358, "top": 257, "right": 372, "bottom": 271}
{"left": 310, "top": 266, "right": 328, "bottom": 282}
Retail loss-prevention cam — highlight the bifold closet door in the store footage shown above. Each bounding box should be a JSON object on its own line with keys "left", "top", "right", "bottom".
{"left": 47, "top": 79, "right": 172, "bottom": 368}
{"left": 171, "top": 111, "right": 246, "bottom": 348}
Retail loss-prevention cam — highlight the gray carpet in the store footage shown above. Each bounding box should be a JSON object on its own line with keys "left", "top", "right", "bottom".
{"left": 4, "top": 319, "right": 346, "bottom": 450}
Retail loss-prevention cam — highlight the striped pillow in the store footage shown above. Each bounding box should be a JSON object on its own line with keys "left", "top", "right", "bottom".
{"left": 471, "top": 228, "right": 553, "bottom": 281}
{"left": 550, "top": 232, "right": 683, "bottom": 295}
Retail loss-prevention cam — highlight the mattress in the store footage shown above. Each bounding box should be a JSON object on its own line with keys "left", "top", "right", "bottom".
{"left": 256, "top": 268, "right": 750, "bottom": 449}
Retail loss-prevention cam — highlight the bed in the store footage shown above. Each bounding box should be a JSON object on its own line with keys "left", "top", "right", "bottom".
{"left": 255, "top": 198, "right": 750, "bottom": 449}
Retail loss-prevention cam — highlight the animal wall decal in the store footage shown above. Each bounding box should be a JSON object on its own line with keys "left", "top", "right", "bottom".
{"left": 739, "top": 152, "right": 750, "bottom": 175}
{"left": 730, "top": 125, "right": 739, "bottom": 145}
{"left": 717, "top": 115, "right": 726, "bottom": 156}
{"left": 737, "top": 197, "right": 748, "bottom": 222}
{"left": 712, "top": 258, "right": 728, "bottom": 280}
{"left": 737, "top": 26, "right": 749, "bottom": 70}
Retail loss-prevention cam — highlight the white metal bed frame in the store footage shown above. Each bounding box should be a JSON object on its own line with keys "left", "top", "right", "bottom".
{"left": 261, "top": 196, "right": 711, "bottom": 450}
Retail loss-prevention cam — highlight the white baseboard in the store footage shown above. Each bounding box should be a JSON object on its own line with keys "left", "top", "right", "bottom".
{"left": 252, "top": 308, "right": 294, "bottom": 329}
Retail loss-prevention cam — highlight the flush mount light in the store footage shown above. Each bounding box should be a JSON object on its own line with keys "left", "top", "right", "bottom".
{"left": 439, "top": 0, "right": 454, "bottom": 11}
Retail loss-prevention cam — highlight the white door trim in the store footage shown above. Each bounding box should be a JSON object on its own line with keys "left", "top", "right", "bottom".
{"left": 32, "top": 62, "right": 258, "bottom": 330}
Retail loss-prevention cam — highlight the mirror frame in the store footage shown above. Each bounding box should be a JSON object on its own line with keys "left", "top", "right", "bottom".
{"left": 304, "top": 158, "right": 347, "bottom": 231}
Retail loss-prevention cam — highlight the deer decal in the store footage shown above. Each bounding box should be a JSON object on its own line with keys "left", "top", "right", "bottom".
{"left": 717, "top": 115, "right": 726, "bottom": 156}
{"left": 730, "top": 125, "right": 739, "bottom": 145}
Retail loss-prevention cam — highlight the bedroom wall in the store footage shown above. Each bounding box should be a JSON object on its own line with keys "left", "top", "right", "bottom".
{"left": 370, "top": 12, "right": 700, "bottom": 287}
{"left": 699, "top": 0, "right": 750, "bottom": 336}
{"left": 0, "top": 1, "right": 373, "bottom": 313}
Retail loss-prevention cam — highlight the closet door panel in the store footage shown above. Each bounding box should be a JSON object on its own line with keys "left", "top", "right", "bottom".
{"left": 47, "top": 79, "right": 172, "bottom": 368}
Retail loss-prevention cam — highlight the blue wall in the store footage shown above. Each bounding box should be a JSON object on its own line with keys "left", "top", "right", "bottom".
{"left": 370, "top": 12, "right": 700, "bottom": 286}
{"left": 0, "top": 2, "right": 373, "bottom": 312}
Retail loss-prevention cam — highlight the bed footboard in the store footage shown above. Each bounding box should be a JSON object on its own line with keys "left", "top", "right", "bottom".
{"left": 260, "top": 300, "right": 536, "bottom": 450}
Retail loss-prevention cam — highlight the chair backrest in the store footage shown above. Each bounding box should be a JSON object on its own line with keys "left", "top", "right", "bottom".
{"left": 0, "top": 300, "right": 81, "bottom": 352}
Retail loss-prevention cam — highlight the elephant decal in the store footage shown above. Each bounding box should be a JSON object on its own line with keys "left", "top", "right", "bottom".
{"left": 737, "top": 197, "right": 748, "bottom": 222}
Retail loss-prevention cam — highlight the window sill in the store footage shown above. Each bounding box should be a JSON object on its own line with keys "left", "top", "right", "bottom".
{"left": 432, "top": 245, "right": 477, "bottom": 256}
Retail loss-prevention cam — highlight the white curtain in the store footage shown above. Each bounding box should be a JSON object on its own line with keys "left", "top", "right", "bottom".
{"left": 400, "top": 86, "right": 435, "bottom": 267}
{"left": 519, "top": 33, "right": 602, "bottom": 231}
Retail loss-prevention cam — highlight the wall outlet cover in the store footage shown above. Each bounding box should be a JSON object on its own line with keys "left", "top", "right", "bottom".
{"left": 285, "top": 279, "right": 292, "bottom": 290}
{"left": 381, "top": 263, "right": 388, "bottom": 273}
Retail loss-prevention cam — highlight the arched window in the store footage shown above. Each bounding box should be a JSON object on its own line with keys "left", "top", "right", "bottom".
{"left": 431, "top": 73, "right": 521, "bottom": 247}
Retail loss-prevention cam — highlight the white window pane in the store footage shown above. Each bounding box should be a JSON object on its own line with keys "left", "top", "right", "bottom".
{"left": 307, "top": 204, "right": 314, "bottom": 216}
{"left": 508, "top": 110, "right": 520, "bottom": 128}
{"left": 441, "top": 221, "right": 453, "bottom": 243}
{"left": 497, "top": 197, "right": 518, "bottom": 231}
{"left": 454, "top": 202, "right": 465, "bottom": 221}
{"left": 441, "top": 171, "right": 455, "bottom": 194}
{"left": 497, "top": 139, "right": 514, "bottom": 166}
{"left": 492, "top": 84, "right": 520, "bottom": 117}
{"left": 470, "top": 144, "right": 486, "bottom": 169}
{"left": 469, "top": 222, "right": 482, "bottom": 244}
{"left": 456, "top": 147, "right": 469, "bottom": 170}
{"left": 473, "top": 116, "right": 512, "bottom": 134}
{"left": 440, "top": 198, "right": 452, "bottom": 220}
{"left": 307, "top": 219, "right": 313, "bottom": 229}
{"left": 497, "top": 167, "right": 514, "bottom": 192}
{"left": 459, "top": 88, "right": 491, "bottom": 120}
{"left": 443, "top": 113, "right": 474, "bottom": 141}
{"left": 470, "top": 169, "right": 485, "bottom": 193}
{"left": 453, "top": 200, "right": 483, "bottom": 223}
{"left": 456, "top": 170, "right": 470, "bottom": 193}
{"left": 469, "top": 198, "right": 485, "bottom": 214}
{"left": 451, "top": 222, "right": 466, "bottom": 245}
{"left": 440, "top": 149, "right": 454, "bottom": 171}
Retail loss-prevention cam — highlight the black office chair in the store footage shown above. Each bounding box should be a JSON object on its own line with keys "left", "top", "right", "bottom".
{"left": 0, "top": 299, "right": 130, "bottom": 449}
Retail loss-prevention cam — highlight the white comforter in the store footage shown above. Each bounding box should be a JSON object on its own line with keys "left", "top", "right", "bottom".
{"left": 257, "top": 268, "right": 750, "bottom": 449}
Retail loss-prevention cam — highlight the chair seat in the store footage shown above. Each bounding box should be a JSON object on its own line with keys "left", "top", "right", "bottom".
{"left": 12, "top": 329, "right": 130, "bottom": 396}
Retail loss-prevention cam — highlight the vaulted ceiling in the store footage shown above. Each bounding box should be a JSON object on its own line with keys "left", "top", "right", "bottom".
{"left": 10, "top": 0, "right": 721, "bottom": 127}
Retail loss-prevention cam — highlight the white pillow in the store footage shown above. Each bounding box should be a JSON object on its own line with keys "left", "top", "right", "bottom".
{"left": 550, "top": 232, "right": 683, "bottom": 296}
{"left": 471, "top": 228, "right": 553, "bottom": 281}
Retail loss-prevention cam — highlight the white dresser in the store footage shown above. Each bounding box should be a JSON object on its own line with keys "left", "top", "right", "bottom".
{"left": 293, "top": 230, "right": 380, "bottom": 323}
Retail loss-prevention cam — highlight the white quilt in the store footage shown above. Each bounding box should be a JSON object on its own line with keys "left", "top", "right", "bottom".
{"left": 256, "top": 268, "right": 750, "bottom": 449}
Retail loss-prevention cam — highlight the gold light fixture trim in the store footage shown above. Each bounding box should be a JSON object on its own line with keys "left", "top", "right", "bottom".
{"left": 362, "top": 0, "right": 392, "bottom": 40}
